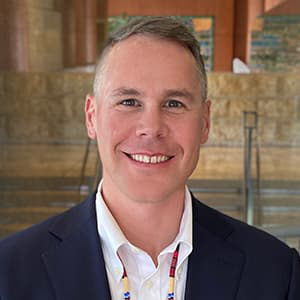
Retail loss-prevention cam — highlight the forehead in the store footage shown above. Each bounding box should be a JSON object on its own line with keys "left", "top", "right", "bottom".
{"left": 104, "top": 35, "right": 196, "bottom": 69}
{"left": 99, "top": 35, "right": 201, "bottom": 95}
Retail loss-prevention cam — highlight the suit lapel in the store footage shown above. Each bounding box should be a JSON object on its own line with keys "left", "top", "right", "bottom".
{"left": 40, "top": 192, "right": 245, "bottom": 300}
{"left": 185, "top": 196, "right": 245, "bottom": 300}
{"left": 42, "top": 193, "right": 112, "bottom": 300}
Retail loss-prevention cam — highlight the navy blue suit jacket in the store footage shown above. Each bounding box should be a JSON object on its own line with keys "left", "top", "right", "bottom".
{"left": 0, "top": 192, "right": 299, "bottom": 299}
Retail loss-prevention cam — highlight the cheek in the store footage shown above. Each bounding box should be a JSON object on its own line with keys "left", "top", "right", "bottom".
{"left": 174, "top": 118, "right": 202, "bottom": 150}
{"left": 97, "top": 112, "right": 133, "bottom": 149}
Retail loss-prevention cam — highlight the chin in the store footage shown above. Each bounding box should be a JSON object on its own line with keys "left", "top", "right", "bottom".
{"left": 124, "top": 180, "right": 184, "bottom": 204}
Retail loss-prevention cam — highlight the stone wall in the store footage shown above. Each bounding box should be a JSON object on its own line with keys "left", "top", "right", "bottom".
{"left": 1, "top": 72, "right": 300, "bottom": 180}
{"left": 0, "top": 72, "right": 91, "bottom": 143}
{"left": 208, "top": 73, "right": 300, "bottom": 146}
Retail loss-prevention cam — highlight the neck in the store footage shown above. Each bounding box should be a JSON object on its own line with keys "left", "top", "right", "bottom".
{"left": 101, "top": 181, "right": 185, "bottom": 266}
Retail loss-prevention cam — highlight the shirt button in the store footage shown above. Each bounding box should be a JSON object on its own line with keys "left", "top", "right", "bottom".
{"left": 146, "top": 281, "right": 153, "bottom": 289}
{"left": 177, "top": 267, "right": 182, "bottom": 276}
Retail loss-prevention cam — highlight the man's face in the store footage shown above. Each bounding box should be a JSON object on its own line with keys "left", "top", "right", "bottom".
{"left": 85, "top": 35, "right": 210, "bottom": 203}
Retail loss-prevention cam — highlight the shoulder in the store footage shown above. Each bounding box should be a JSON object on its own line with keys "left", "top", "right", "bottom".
{"left": 0, "top": 192, "right": 96, "bottom": 273}
{"left": 0, "top": 213, "right": 58, "bottom": 254}
{"left": 0, "top": 211, "right": 61, "bottom": 294}
{"left": 191, "top": 194, "right": 297, "bottom": 257}
{"left": 0, "top": 192, "right": 98, "bottom": 296}
{"left": 191, "top": 194, "right": 300, "bottom": 295}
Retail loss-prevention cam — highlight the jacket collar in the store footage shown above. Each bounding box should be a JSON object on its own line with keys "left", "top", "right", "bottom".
{"left": 41, "top": 192, "right": 244, "bottom": 300}
{"left": 184, "top": 194, "right": 245, "bottom": 299}
{"left": 42, "top": 192, "right": 112, "bottom": 300}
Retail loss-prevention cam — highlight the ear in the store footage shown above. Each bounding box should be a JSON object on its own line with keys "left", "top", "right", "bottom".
{"left": 200, "top": 99, "right": 211, "bottom": 144}
{"left": 85, "top": 94, "right": 97, "bottom": 140}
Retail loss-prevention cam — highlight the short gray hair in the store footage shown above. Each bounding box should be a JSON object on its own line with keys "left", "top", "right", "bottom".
{"left": 93, "top": 16, "right": 207, "bottom": 101}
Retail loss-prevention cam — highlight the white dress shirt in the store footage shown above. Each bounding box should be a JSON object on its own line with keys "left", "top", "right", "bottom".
{"left": 95, "top": 180, "right": 193, "bottom": 300}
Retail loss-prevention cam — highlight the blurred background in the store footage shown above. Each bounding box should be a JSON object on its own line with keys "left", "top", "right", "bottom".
{"left": 0, "top": 0, "right": 300, "bottom": 251}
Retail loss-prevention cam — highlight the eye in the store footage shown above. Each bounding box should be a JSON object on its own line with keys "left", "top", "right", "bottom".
{"left": 120, "top": 99, "right": 140, "bottom": 106}
{"left": 165, "top": 100, "right": 184, "bottom": 108}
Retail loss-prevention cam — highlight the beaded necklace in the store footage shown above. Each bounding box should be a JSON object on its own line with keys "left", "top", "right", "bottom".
{"left": 121, "top": 244, "right": 180, "bottom": 300}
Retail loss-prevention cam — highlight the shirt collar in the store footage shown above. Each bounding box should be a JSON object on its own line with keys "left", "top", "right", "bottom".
{"left": 95, "top": 180, "right": 127, "bottom": 275}
{"left": 95, "top": 180, "right": 193, "bottom": 281}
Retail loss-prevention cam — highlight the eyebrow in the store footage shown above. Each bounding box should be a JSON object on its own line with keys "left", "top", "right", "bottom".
{"left": 163, "top": 89, "right": 195, "bottom": 102}
{"left": 110, "top": 87, "right": 195, "bottom": 102}
{"left": 111, "top": 87, "right": 142, "bottom": 97}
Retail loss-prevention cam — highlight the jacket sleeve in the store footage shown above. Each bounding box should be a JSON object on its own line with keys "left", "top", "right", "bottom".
{"left": 287, "top": 248, "right": 300, "bottom": 300}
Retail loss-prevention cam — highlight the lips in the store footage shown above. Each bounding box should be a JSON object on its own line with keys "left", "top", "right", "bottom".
{"left": 124, "top": 153, "right": 173, "bottom": 164}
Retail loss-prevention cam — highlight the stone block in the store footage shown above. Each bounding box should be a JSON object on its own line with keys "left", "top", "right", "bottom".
{"left": 7, "top": 100, "right": 44, "bottom": 141}
{"left": 209, "top": 118, "right": 243, "bottom": 146}
{"left": 259, "top": 118, "right": 300, "bottom": 146}
{"left": 210, "top": 98, "right": 230, "bottom": 118}
{"left": 258, "top": 118, "right": 277, "bottom": 145}
{"left": 63, "top": 73, "right": 93, "bottom": 96}
{"left": 259, "top": 147, "right": 300, "bottom": 180}
{"left": 0, "top": 74, "right": 7, "bottom": 118}
{"left": 281, "top": 73, "right": 300, "bottom": 97}
{"left": 59, "top": 93, "right": 86, "bottom": 141}
{"left": 46, "top": 72, "right": 65, "bottom": 95}
{"left": 257, "top": 97, "right": 297, "bottom": 119}
{"left": 2, "top": 73, "right": 94, "bottom": 143}
{"left": 208, "top": 73, "right": 258, "bottom": 99}
{"left": 191, "top": 147, "right": 243, "bottom": 179}
{"left": 297, "top": 99, "right": 300, "bottom": 120}
{"left": 193, "top": 146, "right": 300, "bottom": 182}
{"left": 6, "top": 94, "right": 60, "bottom": 141}
{"left": 0, "top": 73, "right": 4, "bottom": 97}
{"left": 0, "top": 115, "right": 7, "bottom": 142}
{"left": 61, "top": 93, "right": 85, "bottom": 120}
{"left": 62, "top": 122, "right": 87, "bottom": 141}
{"left": 276, "top": 120, "right": 300, "bottom": 145}
{"left": 4, "top": 73, "right": 47, "bottom": 98}
{"left": 228, "top": 97, "right": 257, "bottom": 117}
{"left": 0, "top": 144, "right": 98, "bottom": 177}
{"left": 252, "top": 73, "right": 281, "bottom": 98}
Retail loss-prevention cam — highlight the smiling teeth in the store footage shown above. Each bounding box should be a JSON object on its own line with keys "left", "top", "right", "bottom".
{"left": 130, "top": 154, "right": 170, "bottom": 164}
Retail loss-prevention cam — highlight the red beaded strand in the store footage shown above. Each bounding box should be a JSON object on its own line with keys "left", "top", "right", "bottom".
{"left": 168, "top": 244, "right": 180, "bottom": 300}
{"left": 121, "top": 244, "right": 180, "bottom": 300}
{"left": 122, "top": 268, "right": 130, "bottom": 299}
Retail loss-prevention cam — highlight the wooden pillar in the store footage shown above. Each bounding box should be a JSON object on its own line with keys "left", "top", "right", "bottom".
{"left": 63, "top": 0, "right": 77, "bottom": 67}
{"left": 0, "top": 0, "right": 29, "bottom": 71}
{"left": 233, "top": 0, "right": 264, "bottom": 64}
{"left": 86, "top": 0, "right": 97, "bottom": 63}
{"left": 63, "top": 0, "right": 97, "bottom": 67}
{"left": 96, "top": 0, "right": 108, "bottom": 56}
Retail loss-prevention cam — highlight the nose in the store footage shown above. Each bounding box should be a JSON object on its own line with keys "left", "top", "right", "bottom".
{"left": 135, "top": 108, "right": 169, "bottom": 138}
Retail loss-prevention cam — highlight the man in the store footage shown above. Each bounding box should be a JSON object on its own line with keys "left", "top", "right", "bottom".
{"left": 0, "top": 17, "right": 299, "bottom": 300}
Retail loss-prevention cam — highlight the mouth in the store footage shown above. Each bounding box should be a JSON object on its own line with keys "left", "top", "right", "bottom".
{"left": 124, "top": 153, "right": 173, "bottom": 164}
